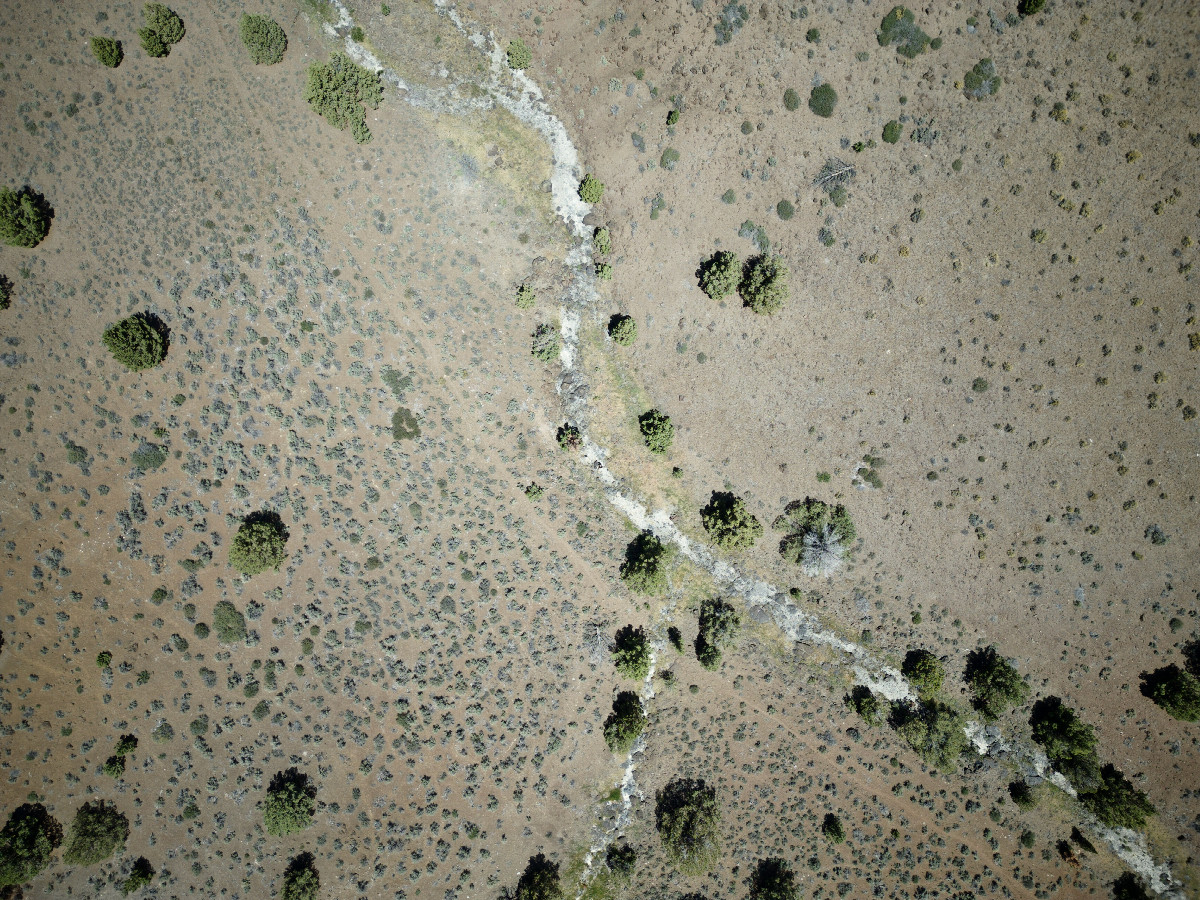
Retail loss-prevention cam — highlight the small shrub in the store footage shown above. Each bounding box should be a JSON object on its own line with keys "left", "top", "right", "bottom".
{"left": 96, "top": 651, "right": 112, "bottom": 669}
{"left": 783, "top": 88, "right": 800, "bottom": 111}
{"left": 750, "top": 858, "right": 800, "bottom": 900}
{"left": 608, "top": 313, "right": 637, "bottom": 345}
{"left": 697, "top": 250, "right": 740, "bottom": 300}
{"left": 193, "top": 622, "right": 210, "bottom": 639}
{"left": 666, "top": 109, "right": 680, "bottom": 126}
{"left": 229, "top": 512, "right": 289, "bottom": 575}
{"left": 776, "top": 498, "right": 856, "bottom": 574}
{"left": 660, "top": 148, "right": 681, "bottom": 170}
{"left": 349, "top": 25, "right": 365, "bottom": 42}
{"left": 612, "top": 626, "right": 651, "bottom": 680}
{"left": 531, "top": 323, "right": 560, "bottom": 361}
{"left": 846, "top": 685, "right": 882, "bottom": 727}
{"left": 506, "top": 39, "right": 532, "bottom": 70}
{"left": 964, "top": 646, "right": 1030, "bottom": 719}
{"left": 1078, "top": 765, "right": 1155, "bottom": 829}
{"left": 391, "top": 407, "right": 420, "bottom": 441}
{"left": 655, "top": 778, "right": 720, "bottom": 875}
{"left": 882, "top": 120, "right": 902, "bottom": 143}
{"left": 212, "top": 601, "right": 247, "bottom": 644}
{"left": 619, "top": 531, "right": 671, "bottom": 595}
{"left": 638, "top": 408, "right": 674, "bottom": 453}
{"left": 114, "top": 734, "right": 138, "bottom": 756}
{"left": 776, "top": 199, "right": 794, "bottom": 220}
{"left": 239, "top": 14, "right": 287, "bottom": 65}
{"left": 555, "top": 423, "right": 581, "bottom": 450}
{"left": 964, "top": 59, "right": 1002, "bottom": 100}
{"left": 508, "top": 854, "right": 561, "bottom": 900}
{"left": 593, "top": 227, "right": 612, "bottom": 255}
{"left": 603, "top": 690, "right": 647, "bottom": 751}
{"left": 151, "top": 722, "right": 174, "bottom": 743}
{"left": 120, "top": 856, "right": 155, "bottom": 895}
{"left": 1029, "top": 697, "right": 1101, "bottom": 791}
{"left": 605, "top": 843, "right": 636, "bottom": 878}
{"left": 139, "top": 3, "right": 185, "bottom": 57}
{"left": 62, "top": 801, "right": 128, "bottom": 866}
{"left": 305, "top": 52, "right": 384, "bottom": 144}
{"left": 0, "top": 186, "right": 52, "bottom": 248}
{"left": 1140, "top": 664, "right": 1200, "bottom": 722}
{"left": 877, "top": 6, "right": 930, "bottom": 58}
{"left": 595, "top": 262, "right": 613, "bottom": 280}
{"left": 721, "top": 188, "right": 737, "bottom": 204}
{"left": 739, "top": 254, "right": 789, "bottom": 314}
{"left": 281, "top": 853, "right": 320, "bottom": 900}
{"left": 808, "top": 83, "right": 837, "bottom": 117}
{"left": 264, "top": 768, "right": 316, "bottom": 836}
{"left": 700, "top": 491, "right": 762, "bottom": 549}
{"left": 821, "top": 814, "right": 845, "bottom": 844}
{"left": 130, "top": 443, "right": 168, "bottom": 470}
{"left": 805, "top": 27, "right": 820, "bottom": 43}
{"left": 90, "top": 37, "right": 123, "bottom": 68}
{"left": 523, "top": 483, "right": 544, "bottom": 500}
{"left": 578, "top": 174, "right": 605, "bottom": 203}
{"left": 901, "top": 649, "right": 945, "bottom": 699}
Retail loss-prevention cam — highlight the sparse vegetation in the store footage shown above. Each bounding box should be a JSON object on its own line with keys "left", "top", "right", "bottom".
{"left": 655, "top": 778, "right": 721, "bottom": 875}
{"left": 305, "top": 52, "right": 384, "bottom": 144}
{"left": 239, "top": 14, "right": 287, "bottom": 65}
{"left": 878, "top": 6, "right": 930, "bottom": 59}
{"left": 964, "top": 59, "right": 1002, "bottom": 99}
{"left": 700, "top": 491, "right": 762, "bottom": 548}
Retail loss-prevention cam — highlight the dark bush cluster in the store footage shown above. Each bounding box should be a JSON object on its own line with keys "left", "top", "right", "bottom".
{"left": 901, "top": 649, "right": 945, "bottom": 699}
{"left": 121, "top": 857, "right": 155, "bottom": 895}
{"left": 603, "top": 690, "right": 647, "bottom": 752}
{"left": 750, "top": 857, "right": 800, "bottom": 900}
{"left": 964, "top": 645, "right": 1030, "bottom": 719}
{"left": 62, "top": 801, "right": 128, "bottom": 866}
{"left": 739, "top": 254, "right": 790, "bottom": 314}
{"left": 877, "top": 6, "right": 930, "bottom": 58}
{"left": 281, "top": 853, "right": 320, "bottom": 900}
{"left": 264, "top": 768, "right": 317, "bottom": 836}
{"left": 964, "top": 58, "right": 1002, "bottom": 99}
{"left": 1029, "top": 697, "right": 1101, "bottom": 791}
{"left": 1078, "top": 765, "right": 1155, "bottom": 830}
{"left": 808, "top": 83, "right": 838, "bottom": 118}
{"left": 889, "top": 699, "right": 968, "bottom": 772}
{"left": 0, "top": 803, "right": 62, "bottom": 886}
{"left": 1141, "top": 664, "right": 1200, "bottom": 721}
{"left": 239, "top": 14, "right": 287, "bottom": 65}
{"left": 619, "top": 531, "right": 671, "bottom": 595}
{"left": 611, "top": 625, "right": 651, "bottom": 680}
{"left": 638, "top": 408, "right": 674, "bottom": 453}
{"left": 608, "top": 313, "right": 637, "bottom": 345}
{"left": 697, "top": 249, "right": 740, "bottom": 301}
{"left": 694, "top": 596, "right": 741, "bottom": 670}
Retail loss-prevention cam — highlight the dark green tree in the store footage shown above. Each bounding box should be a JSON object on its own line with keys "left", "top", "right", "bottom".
{"left": 1140, "top": 664, "right": 1200, "bottom": 722}
{"left": 808, "top": 84, "right": 837, "bottom": 117}
{"left": 739, "top": 254, "right": 790, "bottom": 314}
{"left": 121, "top": 857, "right": 155, "bottom": 895}
{"left": 103, "top": 313, "right": 168, "bottom": 371}
{"left": 697, "top": 250, "right": 740, "bottom": 300}
{"left": 602, "top": 691, "right": 647, "bottom": 752}
{"left": 1111, "top": 873, "right": 1151, "bottom": 900}
{"left": 229, "top": 512, "right": 289, "bottom": 575}
{"left": 638, "top": 408, "right": 674, "bottom": 453}
{"left": 578, "top": 174, "right": 605, "bottom": 204}
{"left": 62, "top": 801, "right": 128, "bottom": 866}
{"left": 964, "top": 646, "right": 1030, "bottom": 719}
{"left": 750, "top": 857, "right": 800, "bottom": 900}
{"left": 281, "top": 853, "right": 320, "bottom": 900}
{"left": 239, "top": 14, "right": 287, "bottom": 65}
{"left": 305, "top": 52, "right": 384, "bottom": 144}
{"left": 775, "top": 498, "right": 856, "bottom": 568}
{"left": 212, "top": 601, "right": 247, "bottom": 643}
{"left": 845, "top": 685, "right": 883, "bottom": 727}
{"left": 0, "top": 803, "right": 62, "bottom": 886}
{"left": 655, "top": 778, "right": 721, "bottom": 875}
{"left": 902, "top": 649, "right": 945, "bottom": 699}
{"left": 1078, "top": 765, "right": 1155, "bottom": 830}
{"left": 506, "top": 39, "right": 532, "bottom": 70}
{"left": 139, "top": 3, "right": 185, "bottom": 57}
{"left": 619, "top": 531, "right": 671, "bottom": 595}
{"left": 264, "top": 768, "right": 316, "bottom": 836}
{"left": 821, "top": 813, "right": 845, "bottom": 843}
{"left": 611, "top": 626, "right": 651, "bottom": 680}
{"left": 90, "top": 36, "right": 123, "bottom": 67}
{"left": 0, "top": 186, "right": 52, "bottom": 248}
{"left": 1029, "top": 697, "right": 1101, "bottom": 791}
{"left": 889, "top": 699, "right": 968, "bottom": 773}
{"left": 605, "top": 843, "right": 636, "bottom": 877}
{"left": 700, "top": 491, "right": 762, "bottom": 549}
{"left": 694, "top": 596, "right": 741, "bottom": 671}
{"left": 1018, "top": 0, "right": 1046, "bottom": 15}
{"left": 608, "top": 313, "right": 637, "bottom": 345}
{"left": 507, "top": 853, "right": 561, "bottom": 900}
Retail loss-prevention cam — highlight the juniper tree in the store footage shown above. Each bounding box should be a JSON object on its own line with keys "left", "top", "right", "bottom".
{"left": 964, "top": 646, "right": 1030, "bottom": 719}
{"left": 655, "top": 778, "right": 721, "bottom": 875}
{"left": 239, "top": 14, "right": 287, "bottom": 65}
{"left": 0, "top": 803, "right": 61, "bottom": 886}
{"left": 264, "top": 768, "right": 316, "bottom": 836}
{"left": 0, "top": 186, "right": 52, "bottom": 248}
{"left": 102, "top": 313, "right": 168, "bottom": 371}
{"left": 62, "top": 801, "right": 128, "bottom": 866}
{"left": 700, "top": 491, "right": 762, "bottom": 548}
{"left": 229, "top": 512, "right": 289, "bottom": 575}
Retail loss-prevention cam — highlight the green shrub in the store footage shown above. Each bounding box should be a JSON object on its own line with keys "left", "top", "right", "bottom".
{"left": 595, "top": 262, "right": 613, "bottom": 280}
{"left": 882, "top": 120, "right": 902, "bottom": 143}
{"left": 305, "top": 52, "right": 384, "bottom": 144}
{"left": 700, "top": 491, "right": 762, "bottom": 549}
{"left": 877, "top": 6, "right": 930, "bottom": 58}
{"left": 1009, "top": 780, "right": 1037, "bottom": 809}
{"left": 603, "top": 691, "right": 647, "bottom": 752}
{"left": 721, "top": 188, "right": 737, "bottom": 204}
{"left": 605, "top": 843, "right": 636, "bottom": 878}
{"left": 189, "top": 715, "right": 209, "bottom": 736}
{"left": 666, "top": 109, "right": 680, "bottom": 126}
{"left": 531, "top": 322, "right": 560, "bottom": 361}
{"left": 619, "top": 531, "right": 671, "bottom": 595}
{"left": 1140, "top": 664, "right": 1200, "bottom": 721}
{"left": 889, "top": 699, "right": 968, "bottom": 772}
{"left": 578, "top": 174, "right": 605, "bottom": 204}
{"left": 264, "top": 768, "right": 316, "bottom": 836}
{"left": 655, "top": 778, "right": 720, "bottom": 875}
{"left": 139, "top": 27, "right": 167, "bottom": 57}
{"left": 121, "top": 857, "right": 155, "bottom": 895}
{"left": 638, "top": 408, "right": 674, "bottom": 453}
{"left": 964, "top": 58, "right": 1002, "bottom": 100}
{"left": 901, "top": 649, "right": 945, "bottom": 699}
{"left": 506, "top": 38, "right": 532, "bottom": 70}
{"left": 96, "top": 651, "right": 112, "bottom": 669}
{"left": 229, "top": 512, "right": 289, "bottom": 575}
{"left": 90, "top": 37, "right": 123, "bottom": 67}
{"left": 694, "top": 596, "right": 741, "bottom": 670}
{"left": 608, "top": 313, "right": 636, "bottom": 345}
{"left": 350, "top": 25, "right": 365, "bottom": 42}
{"left": 1029, "top": 697, "right": 1101, "bottom": 791}
{"left": 139, "top": 3, "right": 185, "bottom": 57}
{"left": 1078, "top": 765, "right": 1155, "bottom": 830}
{"left": 783, "top": 88, "right": 800, "bottom": 111}
{"left": 776, "top": 199, "right": 794, "bottom": 220}
{"left": 151, "top": 722, "right": 174, "bottom": 743}
{"left": 239, "top": 14, "right": 287, "bottom": 65}
{"left": 391, "top": 407, "right": 420, "bottom": 441}
{"left": 1018, "top": 0, "right": 1046, "bottom": 14}
{"left": 193, "top": 622, "right": 210, "bottom": 639}
{"left": 696, "top": 250, "right": 740, "bottom": 300}
{"left": 555, "top": 422, "right": 581, "bottom": 450}
{"left": 591, "top": 227, "right": 612, "bottom": 256}
{"left": 750, "top": 858, "right": 800, "bottom": 900}
{"left": 114, "top": 734, "right": 138, "bottom": 756}
{"left": 660, "top": 148, "right": 681, "bottom": 170}
{"left": 62, "top": 801, "right": 128, "bottom": 866}
{"left": 0, "top": 186, "right": 52, "bottom": 248}
{"left": 964, "top": 646, "right": 1030, "bottom": 719}
{"left": 212, "top": 601, "right": 247, "bottom": 643}
{"left": 612, "top": 625, "right": 651, "bottom": 680}
{"left": 846, "top": 685, "right": 883, "bottom": 727}
{"left": 130, "top": 443, "right": 168, "bottom": 470}
{"left": 821, "top": 813, "right": 845, "bottom": 844}
{"left": 739, "top": 254, "right": 790, "bottom": 314}
{"left": 0, "top": 803, "right": 62, "bottom": 886}
{"left": 509, "top": 854, "right": 561, "bottom": 900}
{"left": 281, "top": 853, "right": 320, "bottom": 900}
{"left": 103, "top": 313, "right": 168, "bottom": 371}
{"left": 808, "top": 83, "right": 837, "bottom": 117}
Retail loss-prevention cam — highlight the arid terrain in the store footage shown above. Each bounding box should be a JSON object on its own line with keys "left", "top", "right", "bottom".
{"left": 0, "top": 0, "right": 1197, "bottom": 899}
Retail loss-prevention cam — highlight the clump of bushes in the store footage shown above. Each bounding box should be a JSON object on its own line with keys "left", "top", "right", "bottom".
{"left": 506, "top": 38, "right": 531, "bottom": 70}
{"left": 694, "top": 596, "right": 741, "bottom": 670}
{"left": 882, "top": 120, "right": 902, "bottom": 143}
{"left": 619, "top": 531, "right": 671, "bottom": 595}
{"left": 808, "top": 83, "right": 837, "bottom": 117}
{"left": 608, "top": 313, "right": 636, "bottom": 345}
{"left": 877, "top": 6, "right": 930, "bottom": 58}
{"left": 638, "top": 408, "right": 674, "bottom": 453}
{"left": 606, "top": 843, "right": 636, "bottom": 878}
{"left": 0, "top": 186, "right": 52, "bottom": 248}
{"left": 902, "top": 649, "right": 945, "bottom": 699}
{"left": 655, "top": 778, "right": 721, "bottom": 875}
{"left": 964, "top": 59, "right": 1002, "bottom": 99}
{"left": 90, "top": 37, "right": 123, "bottom": 67}
{"left": 305, "top": 52, "right": 384, "bottom": 144}
{"left": 1029, "top": 696, "right": 1101, "bottom": 791}
{"left": 212, "top": 601, "right": 247, "bottom": 643}
{"left": 120, "top": 857, "right": 155, "bottom": 895}
{"left": 139, "top": 3, "right": 185, "bottom": 57}
{"left": 612, "top": 626, "right": 651, "bottom": 680}
{"left": 531, "top": 322, "right": 560, "bottom": 361}
{"left": 964, "top": 645, "right": 1030, "bottom": 719}
{"left": 0, "top": 803, "right": 61, "bottom": 886}
{"left": 579, "top": 174, "right": 604, "bottom": 203}
{"left": 264, "top": 768, "right": 317, "bottom": 836}
{"left": 603, "top": 691, "right": 647, "bottom": 752}
{"left": 102, "top": 313, "right": 169, "bottom": 371}
{"left": 739, "top": 254, "right": 789, "bottom": 314}
{"left": 556, "top": 423, "right": 581, "bottom": 450}
{"left": 0, "top": 274, "right": 11, "bottom": 310}
{"left": 889, "top": 699, "right": 968, "bottom": 772}
{"left": 239, "top": 14, "right": 287, "bottom": 65}
{"left": 697, "top": 250, "right": 740, "bottom": 300}
{"left": 845, "top": 685, "right": 883, "bottom": 727}
{"left": 62, "top": 801, "right": 128, "bottom": 865}
{"left": 783, "top": 88, "right": 800, "bottom": 111}
{"left": 700, "top": 491, "right": 762, "bottom": 549}
{"left": 1140, "top": 664, "right": 1200, "bottom": 722}
{"left": 775, "top": 498, "right": 855, "bottom": 575}
{"left": 821, "top": 813, "right": 845, "bottom": 844}
{"left": 229, "top": 512, "right": 289, "bottom": 575}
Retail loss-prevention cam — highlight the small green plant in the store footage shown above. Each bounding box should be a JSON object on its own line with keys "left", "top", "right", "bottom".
{"left": 90, "top": 37, "right": 123, "bottom": 67}
{"left": 102, "top": 313, "right": 168, "bottom": 371}
{"left": 608, "top": 313, "right": 637, "bottom": 345}
{"left": 694, "top": 596, "right": 741, "bottom": 670}
{"left": 595, "top": 262, "right": 613, "bottom": 280}
{"left": 96, "top": 651, "right": 112, "bottom": 669}
{"left": 264, "top": 768, "right": 316, "bottom": 836}
{"left": 212, "top": 601, "right": 247, "bottom": 643}
{"left": 381, "top": 3, "right": 391, "bottom": 14}
{"left": 697, "top": 249, "right": 740, "bottom": 300}
{"left": 619, "top": 531, "right": 671, "bottom": 595}
{"left": 776, "top": 199, "right": 794, "bottom": 220}
{"left": 902, "top": 649, "right": 945, "bottom": 699}
{"left": 593, "top": 226, "right": 612, "bottom": 255}
{"left": 305, "top": 52, "right": 384, "bottom": 144}
{"left": 603, "top": 691, "right": 647, "bottom": 751}
{"left": 739, "top": 254, "right": 790, "bottom": 314}
{"left": 0, "top": 186, "right": 52, "bottom": 248}
{"left": 655, "top": 778, "right": 720, "bottom": 875}
{"left": 556, "top": 423, "right": 581, "bottom": 450}
{"left": 638, "top": 408, "right": 674, "bottom": 453}
{"left": 1140, "top": 664, "right": 1200, "bottom": 721}
{"left": 506, "top": 38, "right": 531, "bottom": 70}
{"left": 229, "top": 512, "right": 289, "bottom": 575}
{"left": 531, "top": 323, "right": 560, "bottom": 361}
{"left": 579, "top": 174, "right": 605, "bottom": 203}
{"left": 0, "top": 803, "right": 61, "bottom": 887}
{"left": 350, "top": 25, "right": 365, "bottom": 42}
{"left": 611, "top": 626, "right": 651, "bottom": 680}
{"left": 700, "top": 491, "right": 762, "bottom": 549}
{"left": 821, "top": 813, "right": 845, "bottom": 844}
{"left": 102, "top": 756, "right": 126, "bottom": 778}
{"left": 964, "top": 646, "right": 1030, "bottom": 719}
{"left": 808, "top": 83, "right": 837, "bottom": 117}
{"left": 515, "top": 283, "right": 536, "bottom": 309}
{"left": 523, "top": 483, "right": 545, "bottom": 500}
{"left": 239, "top": 14, "right": 287, "bottom": 65}
{"left": 878, "top": 6, "right": 930, "bottom": 58}
{"left": 783, "top": 88, "right": 800, "bottom": 111}
{"left": 845, "top": 685, "right": 883, "bottom": 726}
{"left": 882, "top": 120, "right": 902, "bottom": 143}
{"left": 138, "top": 3, "right": 185, "bottom": 57}
{"left": 964, "top": 59, "right": 1002, "bottom": 100}
{"left": 391, "top": 407, "right": 420, "bottom": 441}
{"left": 805, "top": 27, "right": 820, "bottom": 43}
{"left": 62, "top": 801, "right": 128, "bottom": 866}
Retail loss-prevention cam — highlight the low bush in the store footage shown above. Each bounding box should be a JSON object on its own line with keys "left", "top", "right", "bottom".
{"left": 608, "top": 313, "right": 636, "bottom": 345}
{"left": 531, "top": 323, "right": 560, "bottom": 361}
{"left": 655, "top": 778, "right": 720, "bottom": 875}
{"left": 120, "top": 856, "right": 155, "bottom": 895}
{"left": 593, "top": 226, "right": 612, "bottom": 254}
{"left": 506, "top": 39, "right": 532, "bottom": 70}
{"left": 102, "top": 313, "right": 168, "bottom": 371}
{"left": 882, "top": 120, "right": 902, "bottom": 143}
{"left": 305, "top": 52, "right": 383, "bottom": 144}
{"left": 739, "top": 254, "right": 789, "bottom": 314}
{"left": 694, "top": 596, "right": 741, "bottom": 670}
{"left": 1140, "top": 664, "right": 1200, "bottom": 721}
{"left": 391, "top": 407, "right": 420, "bottom": 441}
{"left": 603, "top": 690, "right": 647, "bottom": 752}
{"left": 878, "top": 6, "right": 930, "bottom": 58}
{"left": 264, "top": 768, "right": 317, "bottom": 836}
{"left": 783, "top": 88, "right": 800, "bottom": 111}
{"left": 700, "top": 491, "right": 762, "bottom": 549}
{"left": 139, "top": 3, "right": 185, "bottom": 57}
{"left": 750, "top": 858, "right": 799, "bottom": 900}
{"left": 889, "top": 699, "right": 968, "bottom": 772}
{"left": 901, "top": 649, "right": 945, "bottom": 699}
{"left": 1078, "top": 765, "right": 1155, "bottom": 830}
{"left": 808, "top": 83, "right": 837, "bottom": 117}
{"left": 964, "top": 58, "right": 1002, "bottom": 100}
{"left": 281, "top": 853, "right": 320, "bottom": 900}
{"left": 578, "top": 174, "right": 604, "bottom": 204}
{"left": 846, "top": 685, "right": 882, "bottom": 727}
{"left": 0, "top": 186, "right": 52, "bottom": 248}
{"left": 612, "top": 626, "right": 651, "bottom": 680}
{"left": 212, "top": 601, "right": 247, "bottom": 643}
{"left": 0, "top": 803, "right": 61, "bottom": 886}
{"left": 619, "top": 531, "right": 671, "bottom": 595}
{"left": 964, "top": 645, "right": 1030, "bottom": 719}
{"left": 90, "top": 37, "right": 123, "bottom": 67}
{"left": 62, "top": 801, "right": 128, "bottom": 866}
{"left": 509, "top": 854, "right": 561, "bottom": 900}
{"left": 697, "top": 250, "right": 740, "bottom": 300}
{"left": 229, "top": 512, "right": 289, "bottom": 575}
{"left": 239, "top": 14, "right": 287, "bottom": 65}
{"left": 638, "top": 408, "right": 674, "bottom": 453}
{"left": 1029, "top": 696, "right": 1101, "bottom": 791}
{"left": 515, "top": 283, "right": 536, "bottom": 309}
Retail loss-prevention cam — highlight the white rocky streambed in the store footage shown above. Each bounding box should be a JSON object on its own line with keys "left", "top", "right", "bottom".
{"left": 316, "top": 3, "right": 1182, "bottom": 895}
